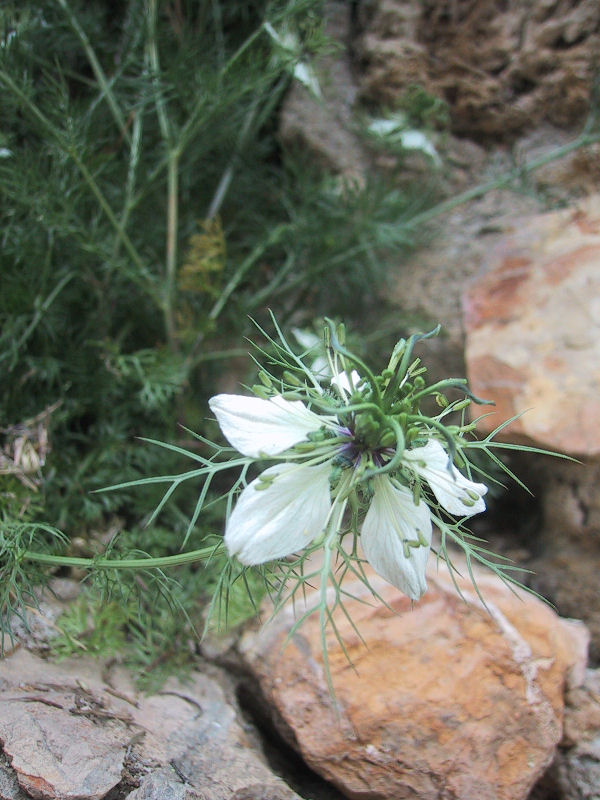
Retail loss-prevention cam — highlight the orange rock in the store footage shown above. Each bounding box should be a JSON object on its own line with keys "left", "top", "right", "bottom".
{"left": 463, "top": 195, "right": 600, "bottom": 457}
{"left": 240, "top": 562, "right": 588, "bottom": 800}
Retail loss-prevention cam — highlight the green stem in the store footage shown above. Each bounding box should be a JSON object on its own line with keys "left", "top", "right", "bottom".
{"left": 145, "top": 0, "right": 180, "bottom": 352}
{"left": 55, "top": 0, "right": 130, "bottom": 145}
{"left": 113, "top": 109, "right": 143, "bottom": 260}
{"left": 22, "top": 544, "right": 221, "bottom": 571}
{"left": 206, "top": 95, "right": 261, "bottom": 219}
{"left": 409, "top": 130, "right": 600, "bottom": 228}
{"left": 325, "top": 318, "right": 383, "bottom": 405}
{"left": 0, "top": 272, "right": 75, "bottom": 365}
{"left": 165, "top": 153, "right": 180, "bottom": 351}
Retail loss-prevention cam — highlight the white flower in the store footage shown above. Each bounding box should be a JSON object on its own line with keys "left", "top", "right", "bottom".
{"left": 404, "top": 439, "right": 487, "bottom": 516}
{"left": 224, "top": 462, "right": 332, "bottom": 564}
{"left": 367, "top": 115, "right": 441, "bottom": 165}
{"left": 264, "top": 22, "right": 322, "bottom": 98}
{"left": 209, "top": 389, "right": 487, "bottom": 598}
{"left": 361, "top": 476, "right": 432, "bottom": 600}
{"left": 209, "top": 394, "right": 329, "bottom": 458}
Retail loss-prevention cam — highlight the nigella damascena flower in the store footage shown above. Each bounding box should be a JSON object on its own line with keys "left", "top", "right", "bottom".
{"left": 209, "top": 383, "right": 487, "bottom": 601}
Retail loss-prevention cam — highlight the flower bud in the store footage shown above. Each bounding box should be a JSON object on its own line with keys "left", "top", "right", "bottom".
{"left": 282, "top": 370, "right": 302, "bottom": 386}
{"left": 294, "top": 441, "right": 318, "bottom": 453}
{"left": 378, "top": 428, "right": 397, "bottom": 448}
{"left": 354, "top": 412, "right": 381, "bottom": 449}
{"left": 453, "top": 398, "right": 471, "bottom": 411}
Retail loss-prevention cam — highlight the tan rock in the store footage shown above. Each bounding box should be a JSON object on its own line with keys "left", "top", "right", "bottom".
{"left": 240, "top": 561, "right": 588, "bottom": 800}
{"left": 356, "top": 0, "right": 599, "bottom": 139}
{"left": 463, "top": 195, "right": 600, "bottom": 457}
{"left": 0, "top": 702, "right": 124, "bottom": 800}
{"left": 0, "top": 649, "right": 302, "bottom": 800}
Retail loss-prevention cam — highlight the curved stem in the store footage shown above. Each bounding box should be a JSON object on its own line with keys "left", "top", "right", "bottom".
{"left": 22, "top": 543, "right": 223, "bottom": 570}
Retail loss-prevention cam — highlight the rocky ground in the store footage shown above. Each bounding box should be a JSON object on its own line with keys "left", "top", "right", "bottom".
{"left": 2, "top": 2, "right": 600, "bottom": 798}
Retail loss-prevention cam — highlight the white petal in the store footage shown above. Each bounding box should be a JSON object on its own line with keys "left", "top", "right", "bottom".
{"left": 361, "top": 476, "right": 432, "bottom": 600}
{"left": 397, "top": 130, "right": 441, "bottom": 165}
{"left": 330, "top": 370, "right": 362, "bottom": 395}
{"left": 293, "top": 61, "right": 322, "bottom": 98}
{"left": 291, "top": 327, "right": 321, "bottom": 351}
{"left": 224, "top": 462, "right": 332, "bottom": 564}
{"left": 404, "top": 440, "right": 487, "bottom": 517}
{"left": 209, "top": 394, "right": 326, "bottom": 457}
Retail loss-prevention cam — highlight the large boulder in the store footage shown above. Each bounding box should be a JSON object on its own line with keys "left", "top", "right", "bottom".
{"left": 463, "top": 194, "right": 600, "bottom": 458}
{"left": 239, "top": 561, "right": 588, "bottom": 800}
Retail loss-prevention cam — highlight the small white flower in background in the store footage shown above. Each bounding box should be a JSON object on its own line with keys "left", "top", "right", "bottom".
{"left": 368, "top": 114, "right": 442, "bottom": 166}
{"left": 264, "top": 22, "right": 322, "bottom": 98}
{"left": 209, "top": 328, "right": 487, "bottom": 601}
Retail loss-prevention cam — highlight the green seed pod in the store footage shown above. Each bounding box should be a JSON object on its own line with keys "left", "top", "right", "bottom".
{"left": 355, "top": 412, "right": 381, "bottom": 448}
{"left": 460, "top": 422, "right": 478, "bottom": 433}
{"left": 252, "top": 385, "right": 271, "bottom": 399}
{"left": 405, "top": 427, "right": 419, "bottom": 444}
{"left": 294, "top": 441, "right": 318, "bottom": 453}
{"left": 414, "top": 376, "right": 426, "bottom": 390}
{"left": 453, "top": 398, "right": 471, "bottom": 411}
{"left": 435, "top": 393, "right": 449, "bottom": 408}
{"left": 453, "top": 450, "right": 466, "bottom": 468}
{"left": 283, "top": 370, "right": 302, "bottom": 386}
{"left": 412, "top": 483, "right": 421, "bottom": 506}
{"left": 378, "top": 428, "right": 397, "bottom": 448}
{"left": 258, "top": 370, "right": 273, "bottom": 388}
{"left": 255, "top": 475, "right": 275, "bottom": 491}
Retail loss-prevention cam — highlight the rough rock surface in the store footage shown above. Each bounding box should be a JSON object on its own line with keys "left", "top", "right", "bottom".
{"left": 279, "top": 1, "right": 369, "bottom": 181}
{"left": 356, "top": 0, "right": 599, "bottom": 139}
{"left": 239, "top": 561, "right": 588, "bottom": 800}
{"left": 0, "top": 649, "right": 302, "bottom": 800}
{"left": 521, "top": 455, "right": 600, "bottom": 666}
{"left": 463, "top": 194, "right": 600, "bottom": 457}
{"left": 534, "top": 668, "right": 600, "bottom": 800}
{"left": 0, "top": 701, "right": 124, "bottom": 800}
